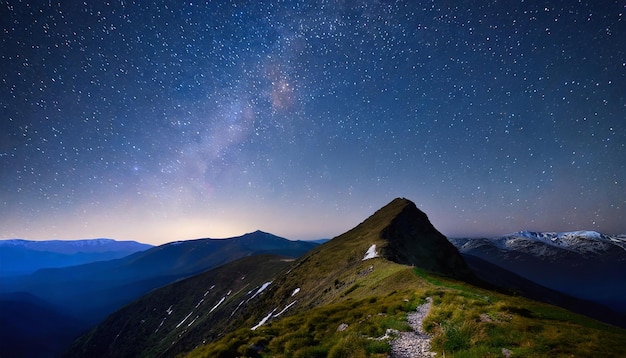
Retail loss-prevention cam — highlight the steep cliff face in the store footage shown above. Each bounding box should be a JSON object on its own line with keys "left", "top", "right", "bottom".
{"left": 372, "top": 198, "right": 474, "bottom": 280}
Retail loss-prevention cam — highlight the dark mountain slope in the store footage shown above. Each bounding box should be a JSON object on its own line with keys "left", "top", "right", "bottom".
{"left": 461, "top": 254, "right": 626, "bottom": 328}
{"left": 65, "top": 255, "right": 292, "bottom": 358}
{"left": 0, "top": 293, "right": 85, "bottom": 358}
{"left": 376, "top": 198, "right": 474, "bottom": 279}
{"left": 449, "top": 232, "right": 626, "bottom": 318}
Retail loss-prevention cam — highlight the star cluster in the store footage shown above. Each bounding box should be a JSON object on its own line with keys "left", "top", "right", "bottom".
{"left": 1, "top": 1, "right": 624, "bottom": 244}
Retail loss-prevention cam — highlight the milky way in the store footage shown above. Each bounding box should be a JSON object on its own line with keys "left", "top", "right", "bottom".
{"left": 1, "top": 1, "right": 625, "bottom": 244}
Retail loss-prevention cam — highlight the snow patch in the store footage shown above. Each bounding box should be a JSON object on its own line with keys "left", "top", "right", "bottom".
{"left": 166, "top": 305, "right": 173, "bottom": 315}
{"left": 251, "top": 308, "right": 277, "bottom": 330}
{"left": 209, "top": 297, "right": 226, "bottom": 313}
{"left": 291, "top": 287, "right": 301, "bottom": 296}
{"left": 176, "top": 312, "right": 194, "bottom": 328}
{"left": 155, "top": 317, "right": 166, "bottom": 333}
{"left": 362, "top": 244, "right": 379, "bottom": 260}
{"left": 230, "top": 300, "right": 246, "bottom": 317}
{"left": 247, "top": 281, "right": 272, "bottom": 302}
{"left": 187, "top": 315, "right": 199, "bottom": 327}
{"left": 203, "top": 286, "right": 214, "bottom": 297}
{"left": 274, "top": 301, "right": 297, "bottom": 317}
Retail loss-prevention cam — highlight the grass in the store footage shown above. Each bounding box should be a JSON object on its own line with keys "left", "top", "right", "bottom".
{"left": 418, "top": 270, "right": 626, "bottom": 357}
{"left": 186, "top": 289, "right": 419, "bottom": 358}
{"left": 187, "top": 265, "right": 626, "bottom": 358}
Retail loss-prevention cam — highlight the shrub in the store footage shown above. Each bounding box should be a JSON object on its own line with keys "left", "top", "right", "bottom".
{"left": 328, "top": 334, "right": 367, "bottom": 358}
{"left": 365, "top": 339, "right": 390, "bottom": 354}
{"left": 434, "top": 320, "right": 485, "bottom": 354}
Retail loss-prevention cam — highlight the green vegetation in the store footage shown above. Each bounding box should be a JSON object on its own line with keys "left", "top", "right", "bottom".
{"left": 186, "top": 291, "right": 418, "bottom": 358}
{"left": 419, "top": 270, "right": 626, "bottom": 357}
{"left": 65, "top": 255, "right": 294, "bottom": 358}
{"left": 186, "top": 266, "right": 626, "bottom": 358}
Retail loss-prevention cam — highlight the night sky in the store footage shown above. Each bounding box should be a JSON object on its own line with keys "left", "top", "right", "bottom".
{"left": 1, "top": 1, "right": 625, "bottom": 244}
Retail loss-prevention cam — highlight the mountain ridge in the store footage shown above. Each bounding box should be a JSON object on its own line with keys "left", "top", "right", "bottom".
{"left": 1, "top": 231, "right": 317, "bottom": 358}
{"left": 68, "top": 197, "right": 471, "bottom": 357}
{"left": 71, "top": 197, "right": 626, "bottom": 358}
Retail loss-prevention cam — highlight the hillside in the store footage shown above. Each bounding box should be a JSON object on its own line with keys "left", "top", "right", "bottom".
{"left": 1, "top": 232, "right": 316, "bottom": 358}
{"left": 67, "top": 198, "right": 626, "bottom": 357}
{"left": 449, "top": 231, "right": 626, "bottom": 325}
{"left": 1, "top": 231, "right": 316, "bottom": 324}
{"left": 65, "top": 255, "right": 293, "bottom": 357}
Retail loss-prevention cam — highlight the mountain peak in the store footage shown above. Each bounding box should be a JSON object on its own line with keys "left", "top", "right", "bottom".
{"left": 363, "top": 198, "right": 474, "bottom": 280}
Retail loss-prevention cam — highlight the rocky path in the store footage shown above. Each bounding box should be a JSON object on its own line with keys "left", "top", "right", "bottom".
{"left": 390, "top": 297, "right": 436, "bottom": 358}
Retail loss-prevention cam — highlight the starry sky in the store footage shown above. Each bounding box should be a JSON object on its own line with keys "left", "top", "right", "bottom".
{"left": 1, "top": 0, "right": 625, "bottom": 244}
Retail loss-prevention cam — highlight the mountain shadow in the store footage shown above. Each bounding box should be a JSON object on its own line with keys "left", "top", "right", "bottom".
{"left": 0, "top": 292, "right": 86, "bottom": 358}
{"left": 375, "top": 198, "right": 475, "bottom": 280}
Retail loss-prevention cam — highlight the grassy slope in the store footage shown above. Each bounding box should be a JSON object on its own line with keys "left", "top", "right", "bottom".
{"left": 187, "top": 263, "right": 626, "bottom": 357}
{"left": 184, "top": 199, "right": 626, "bottom": 357}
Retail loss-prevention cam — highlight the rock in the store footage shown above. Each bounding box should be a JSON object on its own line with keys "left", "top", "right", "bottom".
{"left": 390, "top": 297, "right": 436, "bottom": 358}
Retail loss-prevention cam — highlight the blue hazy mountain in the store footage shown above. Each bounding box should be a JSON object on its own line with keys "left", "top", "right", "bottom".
{"left": 0, "top": 238, "right": 152, "bottom": 276}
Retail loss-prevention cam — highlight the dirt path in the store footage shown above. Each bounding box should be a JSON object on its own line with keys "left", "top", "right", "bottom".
{"left": 390, "top": 297, "right": 436, "bottom": 358}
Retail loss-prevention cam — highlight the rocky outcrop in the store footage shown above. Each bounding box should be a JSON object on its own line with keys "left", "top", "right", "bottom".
{"left": 376, "top": 198, "right": 475, "bottom": 281}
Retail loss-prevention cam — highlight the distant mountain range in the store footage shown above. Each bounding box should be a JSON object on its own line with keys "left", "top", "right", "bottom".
{"left": 0, "top": 232, "right": 317, "bottom": 358}
{"left": 0, "top": 238, "right": 152, "bottom": 276}
{"left": 65, "top": 198, "right": 626, "bottom": 357}
{"left": 449, "top": 230, "right": 626, "bottom": 323}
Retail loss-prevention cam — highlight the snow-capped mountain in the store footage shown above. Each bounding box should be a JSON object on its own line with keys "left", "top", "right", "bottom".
{"left": 449, "top": 230, "right": 626, "bottom": 320}
{"left": 451, "top": 231, "right": 626, "bottom": 260}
